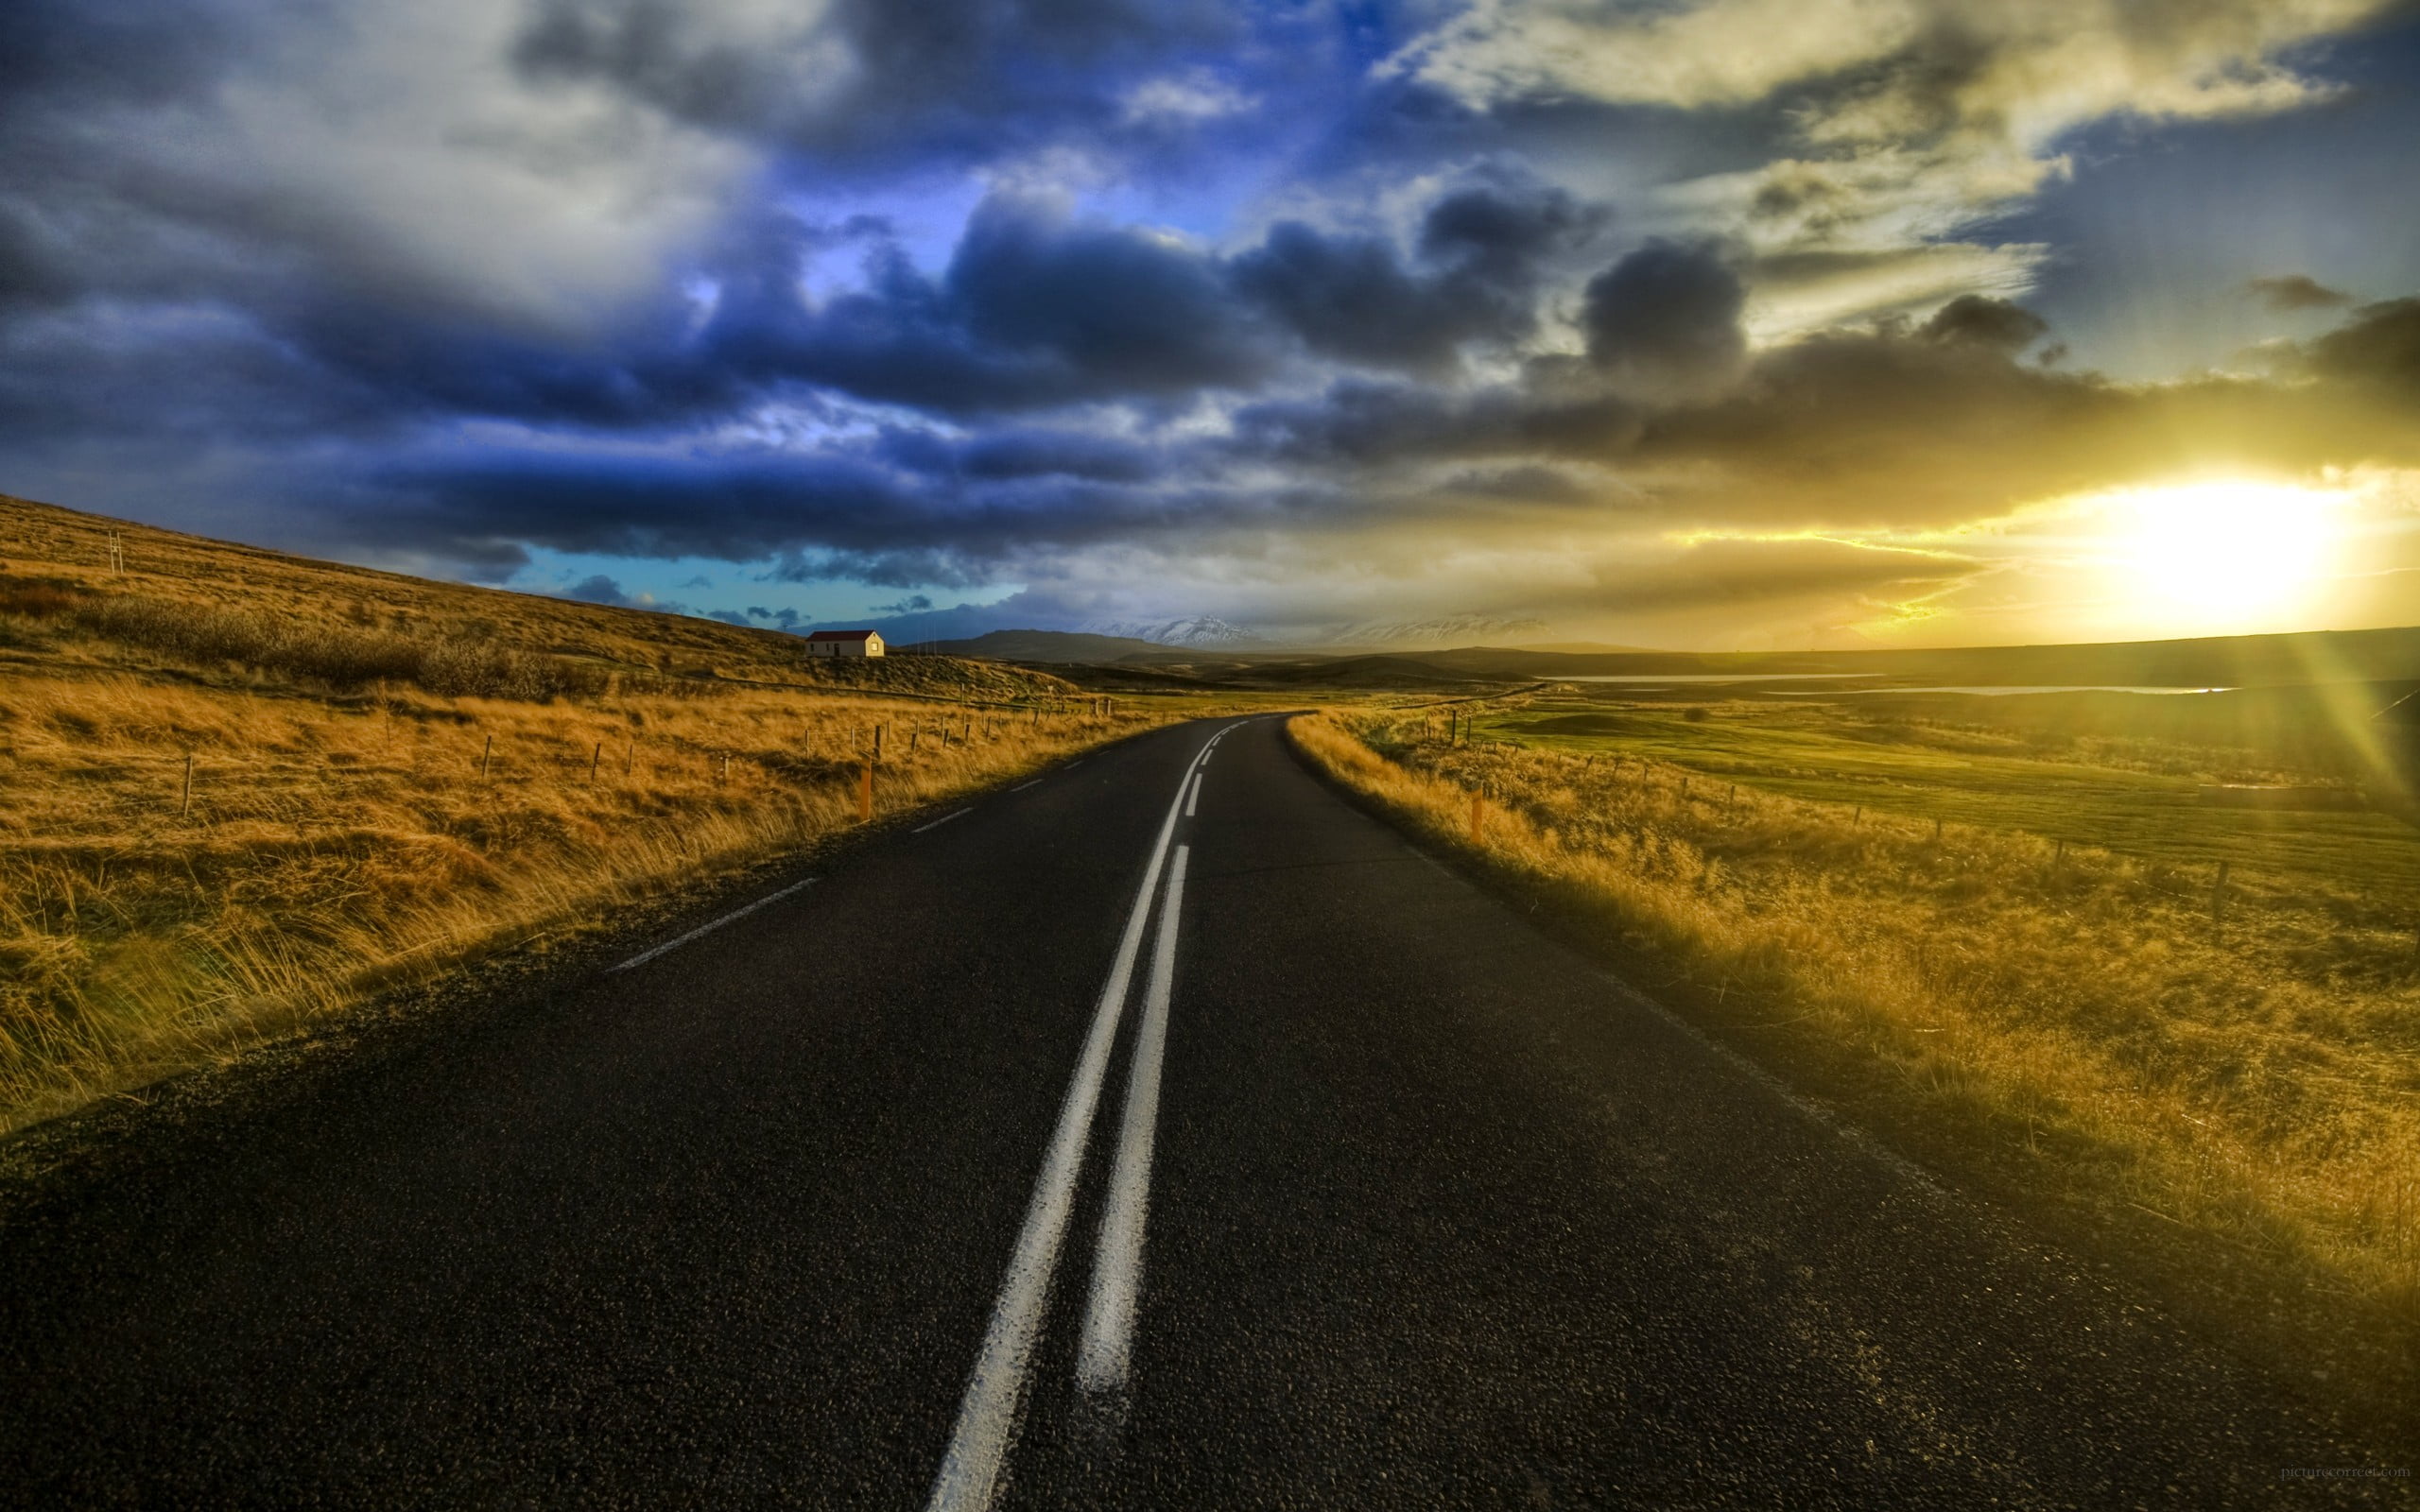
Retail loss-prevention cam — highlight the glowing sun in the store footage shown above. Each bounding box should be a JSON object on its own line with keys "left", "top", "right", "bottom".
{"left": 2100, "top": 479, "right": 2346, "bottom": 627}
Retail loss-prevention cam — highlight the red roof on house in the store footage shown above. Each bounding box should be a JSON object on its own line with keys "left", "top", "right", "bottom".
{"left": 804, "top": 629, "right": 879, "bottom": 642}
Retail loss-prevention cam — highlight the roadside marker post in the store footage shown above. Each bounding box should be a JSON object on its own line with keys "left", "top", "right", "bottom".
{"left": 1470, "top": 790, "right": 1484, "bottom": 845}
{"left": 859, "top": 762, "right": 874, "bottom": 822}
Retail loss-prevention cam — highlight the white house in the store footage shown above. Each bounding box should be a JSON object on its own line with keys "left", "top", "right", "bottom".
{"left": 804, "top": 628, "right": 885, "bottom": 658}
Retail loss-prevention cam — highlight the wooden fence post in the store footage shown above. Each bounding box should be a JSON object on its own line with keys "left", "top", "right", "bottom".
{"left": 480, "top": 734, "right": 493, "bottom": 781}
{"left": 181, "top": 753, "right": 193, "bottom": 816}
{"left": 589, "top": 743, "right": 601, "bottom": 784}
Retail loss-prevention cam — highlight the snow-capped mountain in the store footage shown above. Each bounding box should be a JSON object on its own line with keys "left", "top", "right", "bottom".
{"left": 1080, "top": 616, "right": 1265, "bottom": 647}
{"left": 1313, "top": 613, "right": 1552, "bottom": 648}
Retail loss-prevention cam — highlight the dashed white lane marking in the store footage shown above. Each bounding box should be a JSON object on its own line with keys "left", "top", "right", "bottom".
{"left": 1011, "top": 779, "right": 1042, "bottom": 791}
{"left": 914, "top": 807, "right": 975, "bottom": 833}
{"left": 1076, "top": 843, "right": 1187, "bottom": 1402}
{"left": 606, "top": 877, "right": 817, "bottom": 973}
{"left": 924, "top": 730, "right": 1217, "bottom": 1512}
{"left": 1184, "top": 771, "right": 1201, "bottom": 817}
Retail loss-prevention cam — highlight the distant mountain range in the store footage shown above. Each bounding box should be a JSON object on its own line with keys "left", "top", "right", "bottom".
{"left": 1316, "top": 613, "right": 1551, "bottom": 648}
{"left": 1079, "top": 616, "right": 1263, "bottom": 647}
{"left": 923, "top": 629, "right": 1184, "bottom": 662}
{"left": 1063, "top": 611, "right": 1553, "bottom": 650}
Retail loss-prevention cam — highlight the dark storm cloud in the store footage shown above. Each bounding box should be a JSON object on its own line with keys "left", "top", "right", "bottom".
{"left": 687, "top": 194, "right": 1276, "bottom": 416}
{"left": 871, "top": 426, "right": 1162, "bottom": 483}
{"left": 1231, "top": 223, "right": 1506, "bottom": 372}
{"left": 356, "top": 434, "right": 1305, "bottom": 587}
{"left": 1230, "top": 377, "right": 1639, "bottom": 468}
{"left": 510, "top": 0, "right": 1250, "bottom": 172}
{"left": 1918, "top": 296, "right": 2048, "bottom": 353}
{"left": 2245, "top": 274, "right": 2355, "bottom": 313}
{"left": 935, "top": 194, "right": 1269, "bottom": 391}
{"left": 1230, "top": 181, "right": 1602, "bottom": 372}
{"left": 2297, "top": 297, "right": 2420, "bottom": 391}
{"left": 1580, "top": 239, "right": 1747, "bottom": 397}
{"left": 1441, "top": 464, "right": 1595, "bottom": 502}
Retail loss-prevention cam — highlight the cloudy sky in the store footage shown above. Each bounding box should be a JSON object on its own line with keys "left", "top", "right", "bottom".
{"left": 4, "top": 1, "right": 2417, "bottom": 649}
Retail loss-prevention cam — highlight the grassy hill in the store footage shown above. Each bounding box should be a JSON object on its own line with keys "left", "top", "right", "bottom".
{"left": 0, "top": 494, "right": 1074, "bottom": 706}
{"left": 0, "top": 493, "right": 1138, "bottom": 1134}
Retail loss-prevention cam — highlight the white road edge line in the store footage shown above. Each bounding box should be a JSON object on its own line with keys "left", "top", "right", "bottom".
{"left": 605, "top": 877, "right": 817, "bottom": 973}
{"left": 924, "top": 729, "right": 1217, "bottom": 1512}
{"left": 1011, "top": 779, "right": 1042, "bottom": 791}
{"left": 1076, "top": 843, "right": 1187, "bottom": 1404}
{"left": 915, "top": 807, "right": 975, "bottom": 833}
{"left": 1184, "top": 771, "right": 1201, "bottom": 817}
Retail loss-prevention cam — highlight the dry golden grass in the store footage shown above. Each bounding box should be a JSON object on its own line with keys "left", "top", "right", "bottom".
{"left": 1293, "top": 708, "right": 2420, "bottom": 1402}
{"left": 0, "top": 495, "right": 1157, "bottom": 1132}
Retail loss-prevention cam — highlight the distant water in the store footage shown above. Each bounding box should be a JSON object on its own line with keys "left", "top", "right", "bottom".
{"left": 1562, "top": 672, "right": 1871, "bottom": 683}
{"left": 1853, "top": 685, "right": 2234, "bottom": 696}
{"left": 1558, "top": 673, "right": 2236, "bottom": 696}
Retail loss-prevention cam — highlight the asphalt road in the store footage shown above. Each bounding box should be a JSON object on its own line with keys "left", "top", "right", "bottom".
{"left": 0, "top": 715, "right": 2392, "bottom": 1507}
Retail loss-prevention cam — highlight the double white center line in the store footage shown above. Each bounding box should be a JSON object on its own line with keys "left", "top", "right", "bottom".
{"left": 925, "top": 724, "right": 1227, "bottom": 1512}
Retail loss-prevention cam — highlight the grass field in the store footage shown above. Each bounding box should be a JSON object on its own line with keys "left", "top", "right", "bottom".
{"left": 1474, "top": 691, "right": 2420, "bottom": 902}
{"left": 0, "top": 495, "right": 1158, "bottom": 1133}
{"left": 1295, "top": 690, "right": 2420, "bottom": 1427}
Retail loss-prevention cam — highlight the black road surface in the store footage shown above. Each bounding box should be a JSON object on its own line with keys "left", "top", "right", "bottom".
{"left": 0, "top": 717, "right": 2394, "bottom": 1507}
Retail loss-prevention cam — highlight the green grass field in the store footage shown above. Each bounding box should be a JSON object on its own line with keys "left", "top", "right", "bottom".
{"left": 1463, "top": 690, "right": 2420, "bottom": 914}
